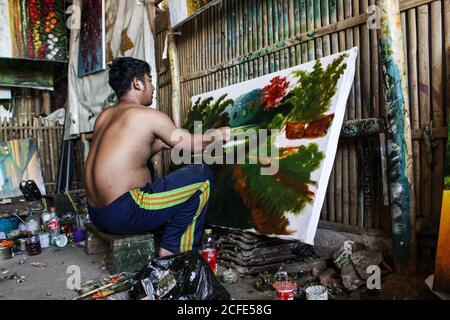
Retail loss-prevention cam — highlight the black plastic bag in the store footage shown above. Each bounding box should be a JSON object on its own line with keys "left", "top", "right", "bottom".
{"left": 130, "top": 251, "right": 231, "bottom": 300}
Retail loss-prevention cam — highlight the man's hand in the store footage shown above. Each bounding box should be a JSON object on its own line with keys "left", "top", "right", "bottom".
{"left": 215, "top": 126, "right": 231, "bottom": 143}
{"left": 151, "top": 138, "right": 171, "bottom": 155}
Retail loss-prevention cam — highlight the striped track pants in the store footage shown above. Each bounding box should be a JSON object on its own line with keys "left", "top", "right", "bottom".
{"left": 88, "top": 164, "right": 213, "bottom": 253}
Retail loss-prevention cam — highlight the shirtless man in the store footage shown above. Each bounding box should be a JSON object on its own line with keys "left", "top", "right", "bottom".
{"left": 85, "top": 57, "right": 230, "bottom": 257}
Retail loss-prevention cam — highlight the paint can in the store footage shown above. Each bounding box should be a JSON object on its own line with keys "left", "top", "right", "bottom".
{"left": 305, "top": 285, "right": 328, "bottom": 300}
{"left": 272, "top": 281, "right": 298, "bottom": 300}
{"left": 0, "top": 240, "right": 14, "bottom": 261}
{"left": 39, "top": 233, "right": 50, "bottom": 249}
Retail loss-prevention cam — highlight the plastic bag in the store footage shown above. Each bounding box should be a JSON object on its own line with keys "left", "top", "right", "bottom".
{"left": 129, "top": 251, "right": 231, "bottom": 300}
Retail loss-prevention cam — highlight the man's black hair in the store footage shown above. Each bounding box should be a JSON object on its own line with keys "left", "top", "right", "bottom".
{"left": 108, "top": 57, "right": 151, "bottom": 99}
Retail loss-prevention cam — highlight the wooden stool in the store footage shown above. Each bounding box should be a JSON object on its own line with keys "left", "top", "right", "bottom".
{"left": 85, "top": 223, "right": 156, "bottom": 274}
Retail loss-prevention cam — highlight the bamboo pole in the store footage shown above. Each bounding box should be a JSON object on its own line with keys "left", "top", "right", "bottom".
{"left": 167, "top": 29, "right": 182, "bottom": 127}
{"left": 418, "top": 4, "right": 431, "bottom": 220}
{"left": 378, "top": 0, "right": 416, "bottom": 274}
{"left": 430, "top": 0, "right": 444, "bottom": 225}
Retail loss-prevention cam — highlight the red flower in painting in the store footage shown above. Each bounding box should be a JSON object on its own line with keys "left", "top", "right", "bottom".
{"left": 259, "top": 76, "right": 290, "bottom": 110}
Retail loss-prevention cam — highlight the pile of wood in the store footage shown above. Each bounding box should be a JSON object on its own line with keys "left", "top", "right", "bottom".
{"left": 216, "top": 230, "right": 318, "bottom": 275}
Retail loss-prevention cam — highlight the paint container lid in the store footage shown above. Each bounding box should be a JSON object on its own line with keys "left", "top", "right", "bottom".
{"left": 273, "top": 281, "right": 298, "bottom": 291}
{"left": 0, "top": 240, "right": 14, "bottom": 247}
{"left": 54, "top": 234, "right": 68, "bottom": 248}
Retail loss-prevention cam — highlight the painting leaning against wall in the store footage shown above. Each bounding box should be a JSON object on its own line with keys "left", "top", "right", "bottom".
{"left": 182, "top": 48, "right": 358, "bottom": 245}
{"left": 0, "top": 139, "right": 46, "bottom": 199}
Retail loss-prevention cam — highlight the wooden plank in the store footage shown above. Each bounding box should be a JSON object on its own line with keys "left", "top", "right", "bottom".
{"left": 300, "top": 0, "right": 308, "bottom": 62}
{"left": 306, "top": 0, "right": 315, "bottom": 60}
{"left": 314, "top": 0, "right": 323, "bottom": 58}
{"left": 430, "top": 0, "right": 444, "bottom": 224}
{"left": 418, "top": 4, "right": 431, "bottom": 219}
{"left": 319, "top": 221, "right": 390, "bottom": 238}
{"left": 407, "top": 8, "right": 422, "bottom": 219}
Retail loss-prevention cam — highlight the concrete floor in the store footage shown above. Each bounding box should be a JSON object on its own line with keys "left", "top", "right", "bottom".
{"left": 0, "top": 245, "right": 440, "bottom": 300}
{"left": 0, "top": 246, "right": 109, "bottom": 300}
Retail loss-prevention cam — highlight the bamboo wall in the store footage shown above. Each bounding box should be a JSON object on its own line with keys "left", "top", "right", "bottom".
{"left": 155, "top": 0, "right": 449, "bottom": 237}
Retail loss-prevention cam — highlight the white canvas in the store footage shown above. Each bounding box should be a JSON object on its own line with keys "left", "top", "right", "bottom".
{"left": 187, "top": 48, "right": 358, "bottom": 245}
{"left": 169, "top": 0, "right": 221, "bottom": 29}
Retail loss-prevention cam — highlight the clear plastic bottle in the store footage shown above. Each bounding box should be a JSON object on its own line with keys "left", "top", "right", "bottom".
{"left": 201, "top": 229, "right": 217, "bottom": 275}
{"left": 46, "top": 207, "right": 60, "bottom": 245}
{"left": 41, "top": 208, "right": 51, "bottom": 231}
{"left": 25, "top": 211, "right": 40, "bottom": 234}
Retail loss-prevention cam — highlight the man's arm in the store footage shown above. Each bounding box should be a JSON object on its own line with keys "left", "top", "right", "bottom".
{"left": 151, "top": 138, "right": 171, "bottom": 155}
{"left": 148, "top": 110, "right": 231, "bottom": 153}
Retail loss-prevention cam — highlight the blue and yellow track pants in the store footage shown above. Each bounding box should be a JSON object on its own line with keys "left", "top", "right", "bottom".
{"left": 88, "top": 164, "right": 213, "bottom": 253}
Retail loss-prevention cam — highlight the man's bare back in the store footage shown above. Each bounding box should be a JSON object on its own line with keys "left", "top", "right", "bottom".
{"left": 85, "top": 104, "right": 157, "bottom": 208}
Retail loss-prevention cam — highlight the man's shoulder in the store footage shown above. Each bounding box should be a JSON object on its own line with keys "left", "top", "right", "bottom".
{"left": 122, "top": 106, "right": 166, "bottom": 121}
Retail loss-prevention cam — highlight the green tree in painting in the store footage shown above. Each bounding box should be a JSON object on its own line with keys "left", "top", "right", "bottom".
{"left": 267, "top": 54, "right": 348, "bottom": 130}
{"left": 183, "top": 94, "right": 233, "bottom": 132}
{"left": 233, "top": 144, "right": 325, "bottom": 234}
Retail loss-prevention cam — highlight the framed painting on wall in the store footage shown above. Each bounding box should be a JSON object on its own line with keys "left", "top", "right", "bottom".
{"left": 0, "top": 0, "right": 67, "bottom": 62}
{"left": 0, "top": 59, "right": 53, "bottom": 90}
{"left": 77, "top": 0, "right": 106, "bottom": 77}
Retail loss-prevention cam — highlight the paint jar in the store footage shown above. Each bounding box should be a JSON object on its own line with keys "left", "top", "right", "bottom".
{"left": 273, "top": 281, "right": 298, "bottom": 300}
{"left": 14, "top": 238, "right": 28, "bottom": 254}
{"left": 305, "top": 285, "right": 328, "bottom": 300}
{"left": 0, "top": 240, "right": 14, "bottom": 261}
{"left": 39, "top": 232, "right": 50, "bottom": 249}
{"left": 26, "top": 233, "right": 42, "bottom": 256}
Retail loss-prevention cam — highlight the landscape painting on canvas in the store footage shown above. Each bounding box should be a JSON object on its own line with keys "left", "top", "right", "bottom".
{"left": 0, "top": 139, "right": 46, "bottom": 199}
{"left": 182, "top": 48, "right": 358, "bottom": 244}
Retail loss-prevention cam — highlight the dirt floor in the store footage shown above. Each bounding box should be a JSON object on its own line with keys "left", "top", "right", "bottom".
{"left": 0, "top": 246, "right": 440, "bottom": 300}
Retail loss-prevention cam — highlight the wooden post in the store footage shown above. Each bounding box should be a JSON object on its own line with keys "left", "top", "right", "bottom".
{"left": 377, "top": 0, "right": 416, "bottom": 275}
{"left": 433, "top": 0, "right": 450, "bottom": 294}
{"left": 146, "top": 0, "right": 164, "bottom": 177}
{"left": 42, "top": 90, "right": 51, "bottom": 116}
{"left": 168, "top": 29, "right": 182, "bottom": 128}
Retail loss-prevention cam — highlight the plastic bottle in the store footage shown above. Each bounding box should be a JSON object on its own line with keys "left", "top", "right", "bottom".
{"left": 41, "top": 208, "right": 51, "bottom": 231}
{"left": 46, "top": 207, "right": 60, "bottom": 245}
{"left": 201, "top": 229, "right": 217, "bottom": 275}
{"left": 25, "top": 211, "right": 40, "bottom": 234}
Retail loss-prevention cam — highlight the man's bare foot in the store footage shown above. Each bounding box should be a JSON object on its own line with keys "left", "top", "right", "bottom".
{"left": 159, "top": 247, "right": 174, "bottom": 257}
